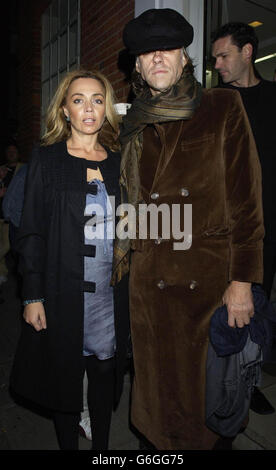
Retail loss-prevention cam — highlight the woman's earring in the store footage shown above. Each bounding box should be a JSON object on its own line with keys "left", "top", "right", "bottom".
{"left": 65, "top": 114, "right": 70, "bottom": 122}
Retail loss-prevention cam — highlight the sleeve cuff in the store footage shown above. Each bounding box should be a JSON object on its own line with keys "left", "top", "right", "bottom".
{"left": 229, "top": 248, "right": 263, "bottom": 284}
{"left": 21, "top": 273, "right": 44, "bottom": 301}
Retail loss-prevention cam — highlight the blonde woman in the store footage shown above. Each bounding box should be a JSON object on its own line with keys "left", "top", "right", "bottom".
{"left": 10, "top": 70, "right": 129, "bottom": 450}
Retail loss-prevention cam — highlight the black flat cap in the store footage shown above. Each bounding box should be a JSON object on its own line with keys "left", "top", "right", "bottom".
{"left": 123, "top": 8, "right": 194, "bottom": 55}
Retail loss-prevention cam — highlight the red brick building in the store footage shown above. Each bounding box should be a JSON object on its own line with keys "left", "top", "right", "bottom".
{"left": 12, "top": 0, "right": 134, "bottom": 160}
{"left": 4, "top": 0, "right": 274, "bottom": 161}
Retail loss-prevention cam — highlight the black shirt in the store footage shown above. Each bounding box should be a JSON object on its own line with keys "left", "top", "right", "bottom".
{"left": 220, "top": 80, "right": 276, "bottom": 241}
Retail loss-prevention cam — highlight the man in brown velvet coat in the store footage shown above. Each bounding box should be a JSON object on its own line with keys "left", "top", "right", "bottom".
{"left": 113, "top": 9, "right": 264, "bottom": 450}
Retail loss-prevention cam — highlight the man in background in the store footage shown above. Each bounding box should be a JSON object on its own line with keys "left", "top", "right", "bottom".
{"left": 0, "top": 143, "right": 23, "bottom": 294}
{"left": 212, "top": 22, "right": 276, "bottom": 415}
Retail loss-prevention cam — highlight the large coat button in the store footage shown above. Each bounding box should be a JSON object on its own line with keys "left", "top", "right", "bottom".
{"left": 189, "top": 280, "right": 198, "bottom": 290}
{"left": 180, "top": 188, "right": 189, "bottom": 197}
{"left": 151, "top": 192, "right": 159, "bottom": 200}
{"left": 157, "top": 280, "right": 166, "bottom": 289}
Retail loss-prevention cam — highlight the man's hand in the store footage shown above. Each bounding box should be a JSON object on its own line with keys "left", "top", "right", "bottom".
{"left": 23, "top": 302, "right": 47, "bottom": 331}
{"left": 222, "top": 281, "right": 254, "bottom": 328}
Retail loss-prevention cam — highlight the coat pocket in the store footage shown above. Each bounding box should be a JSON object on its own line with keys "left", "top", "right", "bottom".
{"left": 203, "top": 226, "right": 231, "bottom": 238}
{"left": 181, "top": 133, "right": 215, "bottom": 150}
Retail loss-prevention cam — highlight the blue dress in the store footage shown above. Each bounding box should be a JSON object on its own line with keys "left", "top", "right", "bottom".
{"left": 83, "top": 179, "right": 115, "bottom": 359}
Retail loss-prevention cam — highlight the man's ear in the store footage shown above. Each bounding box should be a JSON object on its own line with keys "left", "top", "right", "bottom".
{"left": 182, "top": 49, "right": 188, "bottom": 68}
{"left": 242, "top": 43, "right": 253, "bottom": 62}
{"left": 136, "top": 57, "right": 141, "bottom": 73}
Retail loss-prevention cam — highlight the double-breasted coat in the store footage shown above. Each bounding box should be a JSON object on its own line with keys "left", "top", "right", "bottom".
{"left": 127, "top": 88, "right": 264, "bottom": 449}
{"left": 10, "top": 141, "right": 129, "bottom": 413}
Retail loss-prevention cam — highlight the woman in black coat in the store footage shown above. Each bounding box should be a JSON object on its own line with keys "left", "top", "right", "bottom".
{"left": 10, "top": 69, "right": 129, "bottom": 450}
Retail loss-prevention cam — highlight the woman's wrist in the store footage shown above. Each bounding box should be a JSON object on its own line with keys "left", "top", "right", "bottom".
{"left": 22, "top": 298, "right": 45, "bottom": 306}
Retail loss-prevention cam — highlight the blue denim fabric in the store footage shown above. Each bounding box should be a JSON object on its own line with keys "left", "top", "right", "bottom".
{"left": 83, "top": 179, "right": 115, "bottom": 359}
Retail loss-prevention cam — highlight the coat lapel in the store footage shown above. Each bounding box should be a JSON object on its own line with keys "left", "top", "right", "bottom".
{"left": 150, "top": 120, "right": 183, "bottom": 191}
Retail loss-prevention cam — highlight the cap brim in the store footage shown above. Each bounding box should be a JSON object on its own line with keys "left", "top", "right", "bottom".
{"left": 129, "top": 40, "right": 189, "bottom": 56}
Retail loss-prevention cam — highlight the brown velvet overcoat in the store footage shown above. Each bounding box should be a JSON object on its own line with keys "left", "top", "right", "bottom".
{"left": 127, "top": 88, "right": 264, "bottom": 449}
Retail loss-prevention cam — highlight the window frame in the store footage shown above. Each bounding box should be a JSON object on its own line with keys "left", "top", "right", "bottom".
{"left": 41, "top": 0, "right": 80, "bottom": 128}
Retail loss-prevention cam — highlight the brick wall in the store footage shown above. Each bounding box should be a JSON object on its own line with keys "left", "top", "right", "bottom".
{"left": 17, "top": 0, "right": 50, "bottom": 160}
{"left": 16, "top": 0, "right": 135, "bottom": 159}
{"left": 81, "top": 0, "right": 135, "bottom": 103}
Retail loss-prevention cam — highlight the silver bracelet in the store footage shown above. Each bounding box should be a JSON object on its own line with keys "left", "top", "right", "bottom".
{"left": 23, "top": 298, "right": 45, "bottom": 306}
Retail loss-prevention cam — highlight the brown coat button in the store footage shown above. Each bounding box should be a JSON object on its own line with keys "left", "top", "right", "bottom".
{"left": 157, "top": 280, "right": 166, "bottom": 289}
{"left": 189, "top": 280, "right": 198, "bottom": 290}
{"left": 180, "top": 188, "right": 189, "bottom": 197}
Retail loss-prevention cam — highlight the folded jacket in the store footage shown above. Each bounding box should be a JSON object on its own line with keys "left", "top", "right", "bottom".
{"left": 209, "top": 284, "right": 276, "bottom": 357}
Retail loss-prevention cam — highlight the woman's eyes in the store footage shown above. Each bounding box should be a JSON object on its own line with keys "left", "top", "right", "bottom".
{"left": 73, "top": 98, "right": 104, "bottom": 105}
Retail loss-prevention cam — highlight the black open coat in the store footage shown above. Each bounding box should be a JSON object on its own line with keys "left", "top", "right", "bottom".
{"left": 10, "top": 141, "right": 129, "bottom": 413}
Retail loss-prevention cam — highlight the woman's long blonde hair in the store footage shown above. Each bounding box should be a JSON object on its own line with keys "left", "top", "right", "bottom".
{"left": 41, "top": 69, "right": 120, "bottom": 151}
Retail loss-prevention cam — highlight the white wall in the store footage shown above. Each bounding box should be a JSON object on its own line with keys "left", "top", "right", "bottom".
{"left": 256, "top": 58, "right": 276, "bottom": 81}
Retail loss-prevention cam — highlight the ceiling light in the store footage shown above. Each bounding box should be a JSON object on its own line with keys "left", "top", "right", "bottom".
{"left": 248, "top": 21, "right": 263, "bottom": 27}
{"left": 255, "top": 52, "right": 276, "bottom": 63}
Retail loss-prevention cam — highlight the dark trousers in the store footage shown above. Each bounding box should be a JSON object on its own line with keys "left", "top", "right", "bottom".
{"left": 263, "top": 242, "right": 276, "bottom": 300}
{"left": 261, "top": 242, "right": 276, "bottom": 364}
{"left": 54, "top": 355, "right": 115, "bottom": 450}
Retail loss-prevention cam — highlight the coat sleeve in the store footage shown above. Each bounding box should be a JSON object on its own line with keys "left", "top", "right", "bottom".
{"left": 223, "top": 91, "right": 264, "bottom": 283}
{"left": 16, "top": 146, "right": 46, "bottom": 300}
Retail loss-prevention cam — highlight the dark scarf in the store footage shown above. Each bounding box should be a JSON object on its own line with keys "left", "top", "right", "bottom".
{"left": 112, "top": 69, "right": 202, "bottom": 284}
